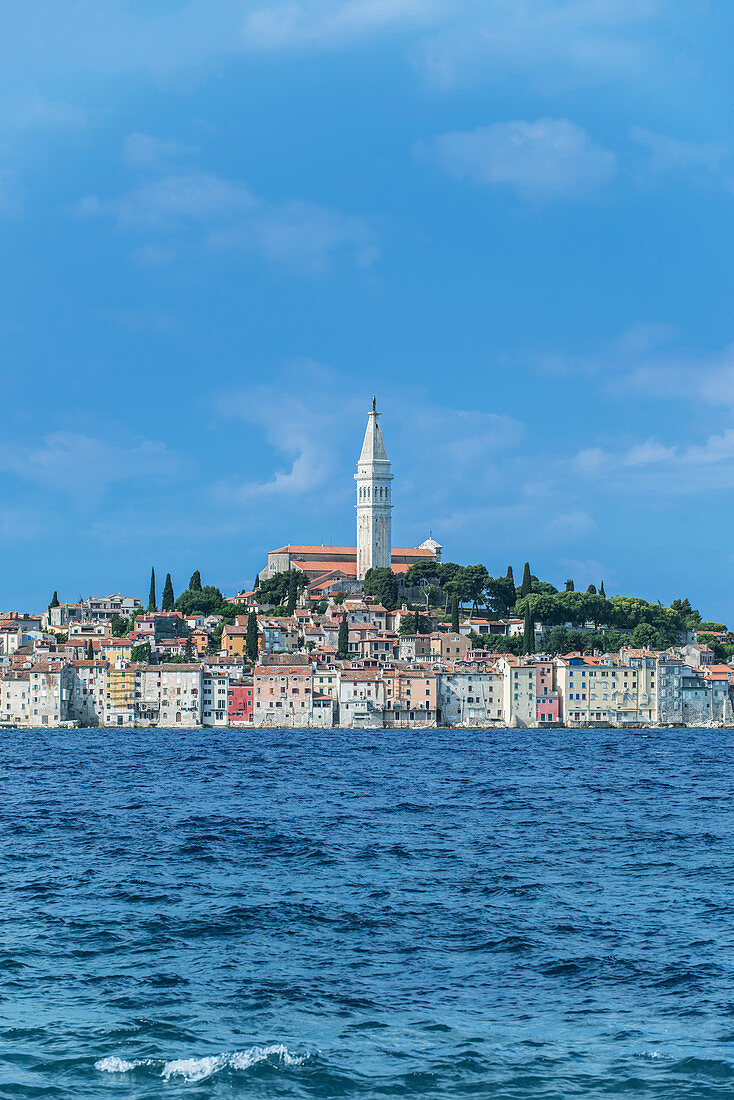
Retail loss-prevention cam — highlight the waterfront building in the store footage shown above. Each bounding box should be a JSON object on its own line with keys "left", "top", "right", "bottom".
{"left": 203, "top": 668, "right": 230, "bottom": 726}
{"left": 0, "top": 663, "right": 70, "bottom": 726}
{"left": 227, "top": 678, "right": 254, "bottom": 725}
{"left": 383, "top": 667, "right": 439, "bottom": 726}
{"left": 135, "top": 665, "right": 202, "bottom": 727}
{"left": 555, "top": 654, "right": 656, "bottom": 725}
{"left": 438, "top": 667, "right": 504, "bottom": 726}
{"left": 253, "top": 655, "right": 314, "bottom": 727}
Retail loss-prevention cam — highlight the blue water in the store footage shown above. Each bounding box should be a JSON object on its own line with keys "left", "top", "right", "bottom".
{"left": 2, "top": 728, "right": 734, "bottom": 1098}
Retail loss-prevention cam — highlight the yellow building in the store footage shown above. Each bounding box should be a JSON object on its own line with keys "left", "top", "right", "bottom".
{"left": 222, "top": 625, "right": 248, "bottom": 658}
{"left": 105, "top": 665, "right": 136, "bottom": 726}
{"left": 556, "top": 654, "right": 656, "bottom": 724}
{"left": 100, "top": 638, "right": 133, "bottom": 663}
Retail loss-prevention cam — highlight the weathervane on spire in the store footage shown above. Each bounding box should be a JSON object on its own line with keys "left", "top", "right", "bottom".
{"left": 371, "top": 395, "right": 376, "bottom": 413}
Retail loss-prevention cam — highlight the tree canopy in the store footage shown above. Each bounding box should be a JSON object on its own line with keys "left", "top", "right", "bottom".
{"left": 399, "top": 612, "right": 432, "bottom": 635}
{"left": 256, "top": 570, "right": 307, "bottom": 608}
{"left": 161, "top": 573, "right": 175, "bottom": 611}
{"left": 364, "top": 567, "right": 398, "bottom": 611}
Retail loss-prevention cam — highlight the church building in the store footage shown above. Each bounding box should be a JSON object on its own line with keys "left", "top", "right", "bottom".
{"left": 262, "top": 400, "right": 441, "bottom": 597}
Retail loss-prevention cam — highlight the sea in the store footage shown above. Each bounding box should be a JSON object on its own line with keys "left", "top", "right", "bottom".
{"left": 2, "top": 726, "right": 734, "bottom": 1099}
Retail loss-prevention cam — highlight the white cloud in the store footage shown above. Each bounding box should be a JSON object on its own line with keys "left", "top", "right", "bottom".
{"left": 77, "top": 166, "right": 378, "bottom": 275}
{"left": 240, "top": 0, "right": 681, "bottom": 95}
{"left": 545, "top": 510, "right": 595, "bottom": 538}
{"left": 525, "top": 325, "right": 734, "bottom": 408}
{"left": 631, "top": 126, "right": 728, "bottom": 181}
{"left": 121, "top": 132, "right": 197, "bottom": 171}
{"left": 411, "top": 0, "right": 672, "bottom": 91}
{"left": 0, "top": 432, "right": 184, "bottom": 497}
{"left": 3, "top": 95, "right": 86, "bottom": 129}
{"left": 420, "top": 119, "right": 616, "bottom": 200}
{"left": 241, "top": 0, "right": 446, "bottom": 50}
{"left": 571, "top": 429, "right": 734, "bottom": 493}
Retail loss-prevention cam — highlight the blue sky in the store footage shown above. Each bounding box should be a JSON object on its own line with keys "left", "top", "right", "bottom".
{"left": 1, "top": 0, "right": 733, "bottom": 622}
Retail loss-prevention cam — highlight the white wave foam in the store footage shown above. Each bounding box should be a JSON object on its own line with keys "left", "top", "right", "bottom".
{"left": 94, "top": 1056, "right": 139, "bottom": 1073}
{"left": 95, "top": 1045, "right": 306, "bottom": 1082}
{"left": 162, "top": 1045, "right": 305, "bottom": 1082}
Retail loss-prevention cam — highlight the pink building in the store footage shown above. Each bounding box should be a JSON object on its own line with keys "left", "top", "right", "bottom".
{"left": 534, "top": 659, "right": 561, "bottom": 723}
{"left": 228, "top": 678, "right": 254, "bottom": 724}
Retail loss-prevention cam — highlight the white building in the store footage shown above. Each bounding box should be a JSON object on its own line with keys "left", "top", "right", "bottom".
{"left": 439, "top": 668, "right": 504, "bottom": 726}
{"left": 203, "top": 669, "right": 230, "bottom": 726}
{"left": 355, "top": 397, "right": 392, "bottom": 580}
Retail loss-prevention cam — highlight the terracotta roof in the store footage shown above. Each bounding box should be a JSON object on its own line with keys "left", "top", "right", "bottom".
{"left": 272, "top": 545, "right": 437, "bottom": 557}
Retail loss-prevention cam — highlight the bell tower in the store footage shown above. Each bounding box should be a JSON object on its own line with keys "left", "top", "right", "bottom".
{"left": 355, "top": 397, "right": 392, "bottom": 581}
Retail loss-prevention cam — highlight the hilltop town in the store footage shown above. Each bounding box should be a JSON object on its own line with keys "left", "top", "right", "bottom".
{"left": 1, "top": 403, "right": 732, "bottom": 730}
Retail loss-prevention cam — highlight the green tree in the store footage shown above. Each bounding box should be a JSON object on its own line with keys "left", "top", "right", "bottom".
{"left": 399, "top": 612, "right": 432, "bottom": 635}
{"left": 531, "top": 578, "right": 559, "bottom": 595}
{"left": 363, "top": 567, "right": 399, "bottom": 611}
{"left": 286, "top": 570, "right": 298, "bottom": 615}
{"left": 405, "top": 560, "right": 441, "bottom": 586}
{"left": 565, "top": 578, "right": 574, "bottom": 592}
{"left": 485, "top": 574, "right": 516, "bottom": 616}
{"left": 246, "top": 610, "right": 259, "bottom": 662}
{"left": 110, "top": 612, "right": 133, "bottom": 637}
{"left": 175, "top": 585, "right": 227, "bottom": 617}
{"left": 86, "top": 640, "right": 94, "bottom": 661}
{"left": 586, "top": 583, "right": 597, "bottom": 594}
{"left": 523, "top": 610, "right": 535, "bottom": 654}
{"left": 184, "top": 637, "right": 194, "bottom": 661}
{"left": 207, "top": 622, "right": 224, "bottom": 654}
{"left": 189, "top": 570, "right": 202, "bottom": 592}
{"left": 337, "top": 617, "right": 349, "bottom": 659}
{"left": 506, "top": 565, "right": 514, "bottom": 586}
{"left": 49, "top": 590, "right": 60, "bottom": 609}
{"left": 519, "top": 562, "right": 532, "bottom": 598}
{"left": 131, "top": 642, "right": 151, "bottom": 663}
{"left": 148, "top": 566, "right": 157, "bottom": 612}
{"left": 161, "top": 572, "right": 175, "bottom": 611}
{"left": 631, "top": 622, "right": 658, "bottom": 647}
{"left": 256, "top": 570, "right": 307, "bottom": 608}
{"left": 254, "top": 573, "right": 260, "bottom": 590}
{"left": 599, "top": 580, "right": 606, "bottom": 598}
{"left": 443, "top": 564, "right": 489, "bottom": 613}
{"left": 451, "top": 596, "right": 460, "bottom": 633}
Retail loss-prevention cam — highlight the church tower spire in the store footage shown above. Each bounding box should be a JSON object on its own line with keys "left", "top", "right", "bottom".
{"left": 355, "top": 398, "right": 392, "bottom": 581}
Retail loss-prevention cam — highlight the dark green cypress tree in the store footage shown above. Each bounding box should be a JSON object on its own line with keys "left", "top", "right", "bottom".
{"left": 506, "top": 565, "right": 514, "bottom": 586}
{"left": 337, "top": 617, "right": 349, "bottom": 659}
{"left": 565, "top": 578, "right": 575, "bottom": 592}
{"left": 184, "top": 637, "right": 194, "bottom": 661}
{"left": 523, "top": 610, "right": 535, "bottom": 654}
{"left": 189, "top": 570, "right": 202, "bottom": 592}
{"left": 254, "top": 573, "right": 260, "bottom": 591}
{"left": 586, "top": 583, "right": 597, "bottom": 594}
{"left": 161, "top": 573, "right": 175, "bottom": 611}
{"left": 246, "top": 610, "right": 258, "bottom": 662}
{"left": 286, "top": 571, "right": 297, "bottom": 615}
{"left": 148, "top": 567, "right": 157, "bottom": 612}
{"left": 86, "top": 639, "right": 94, "bottom": 661}
{"left": 49, "top": 590, "right": 60, "bottom": 609}
{"left": 519, "top": 562, "right": 532, "bottom": 597}
{"left": 599, "top": 580, "right": 606, "bottom": 598}
{"left": 451, "top": 596, "right": 460, "bottom": 633}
